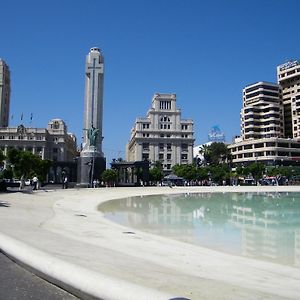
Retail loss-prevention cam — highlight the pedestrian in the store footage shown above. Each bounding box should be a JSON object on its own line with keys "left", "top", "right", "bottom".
{"left": 19, "top": 175, "right": 25, "bottom": 190}
{"left": 32, "top": 175, "right": 38, "bottom": 190}
{"left": 62, "top": 176, "right": 68, "bottom": 189}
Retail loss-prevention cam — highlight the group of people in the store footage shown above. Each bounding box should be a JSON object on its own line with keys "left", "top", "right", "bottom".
{"left": 19, "top": 175, "right": 39, "bottom": 190}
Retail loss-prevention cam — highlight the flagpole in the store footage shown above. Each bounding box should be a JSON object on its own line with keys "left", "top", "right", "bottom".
{"left": 30, "top": 113, "right": 33, "bottom": 127}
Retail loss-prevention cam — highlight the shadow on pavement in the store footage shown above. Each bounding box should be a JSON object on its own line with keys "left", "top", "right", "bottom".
{"left": 0, "top": 201, "right": 10, "bottom": 207}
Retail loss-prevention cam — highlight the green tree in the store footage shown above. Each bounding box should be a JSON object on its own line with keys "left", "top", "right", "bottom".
{"left": 209, "top": 142, "right": 231, "bottom": 165}
{"left": 248, "top": 162, "right": 265, "bottom": 183}
{"left": 35, "top": 159, "right": 52, "bottom": 182}
{"left": 101, "top": 169, "right": 118, "bottom": 186}
{"left": 209, "top": 164, "right": 229, "bottom": 185}
{"left": 0, "top": 150, "right": 5, "bottom": 166}
{"left": 172, "top": 164, "right": 197, "bottom": 181}
{"left": 196, "top": 167, "right": 209, "bottom": 181}
{"left": 149, "top": 161, "right": 163, "bottom": 182}
{"left": 198, "top": 144, "right": 211, "bottom": 166}
{"left": 6, "top": 149, "right": 52, "bottom": 182}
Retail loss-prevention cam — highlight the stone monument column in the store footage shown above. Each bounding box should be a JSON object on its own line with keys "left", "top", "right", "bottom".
{"left": 78, "top": 47, "right": 106, "bottom": 186}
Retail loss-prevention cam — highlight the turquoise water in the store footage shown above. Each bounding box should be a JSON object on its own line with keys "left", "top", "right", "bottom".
{"left": 99, "top": 192, "right": 300, "bottom": 267}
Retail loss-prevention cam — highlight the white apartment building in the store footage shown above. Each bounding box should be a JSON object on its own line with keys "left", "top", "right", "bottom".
{"left": 277, "top": 60, "right": 300, "bottom": 139}
{"left": 0, "top": 59, "right": 10, "bottom": 127}
{"left": 229, "top": 73, "right": 300, "bottom": 166}
{"left": 229, "top": 137, "right": 300, "bottom": 166}
{"left": 126, "top": 93, "right": 194, "bottom": 173}
{"left": 241, "top": 81, "right": 283, "bottom": 140}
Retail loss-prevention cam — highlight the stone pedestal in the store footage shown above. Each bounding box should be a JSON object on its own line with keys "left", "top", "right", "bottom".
{"left": 77, "top": 155, "right": 106, "bottom": 187}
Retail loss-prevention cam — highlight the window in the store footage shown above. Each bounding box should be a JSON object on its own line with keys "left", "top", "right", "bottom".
{"left": 159, "top": 143, "right": 164, "bottom": 151}
{"left": 181, "top": 153, "right": 188, "bottom": 160}
{"left": 9, "top": 136, "right": 14, "bottom": 140}
{"left": 159, "top": 115, "right": 171, "bottom": 130}
{"left": 159, "top": 101, "right": 171, "bottom": 110}
{"left": 160, "top": 116, "right": 170, "bottom": 122}
{"left": 254, "top": 143, "right": 263, "bottom": 148}
{"left": 53, "top": 148, "right": 58, "bottom": 153}
{"left": 278, "top": 143, "right": 289, "bottom": 147}
{"left": 142, "top": 153, "right": 149, "bottom": 160}
{"left": 53, "top": 121, "right": 60, "bottom": 129}
{"left": 159, "top": 153, "right": 164, "bottom": 160}
{"left": 182, "top": 144, "right": 188, "bottom": 151}
{"left": 291, "top": 143, "right": 300, "bottom": 148}
{"left": 143, "top": 123, "right": 150, "bottom": 129}
{"left": 142, "top": 143, "right": 149, "bottom": 150}
{"left": 244, "top": 144, "right": 252, "bottom": 150}
{"left": 167, "top": 144, "right": 171, "bottom": 151}
{"left": 167, "top": 154, "right": 171, "bottom": 160}
{"left": 181, "top": 125, "right": 188, "bottom": 130}
{"left": 266, "top": 142, "right": 276, "bottom": 147}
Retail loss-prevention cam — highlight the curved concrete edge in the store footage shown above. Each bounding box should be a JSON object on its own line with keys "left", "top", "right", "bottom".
{"left": 0, "top": 232, "right": 176, "bottom": 300}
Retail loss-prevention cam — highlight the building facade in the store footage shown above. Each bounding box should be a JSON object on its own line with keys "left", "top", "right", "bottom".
{"left": 229, "top": 137, "right": 300, "bottom": 166}
{"left": 0, "top": 59, "right": 10, "bottom": 127}
{"left": 0, "top": 119, "right": 77, "bottom": 179}
{"left": 241, "top": 81, "right": 283, "bottom": 140}
{"left": 229, "top": 62, "right": 300, "bottom": 166}
{"left": 277, "top": 60, "right": 300, "bottom": 139}
{"left": 126, "top": 93, "right": 194, "bottom": 173}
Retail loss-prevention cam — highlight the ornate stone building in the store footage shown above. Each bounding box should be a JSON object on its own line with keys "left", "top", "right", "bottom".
{"left": 126, "top": 93, "right": 194, "bottom": 173}
{"left": 0, "top": 119, "right": 77, "bottom": 182}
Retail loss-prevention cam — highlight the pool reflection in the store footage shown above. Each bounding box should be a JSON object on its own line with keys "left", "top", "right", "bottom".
{"left": 99, "top": 192, "right": 300, "bottom": 267}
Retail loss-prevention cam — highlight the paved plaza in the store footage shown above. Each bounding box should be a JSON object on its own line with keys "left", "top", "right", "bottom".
{"left": 1, "top": 186, "right": 300, "bottom": 300}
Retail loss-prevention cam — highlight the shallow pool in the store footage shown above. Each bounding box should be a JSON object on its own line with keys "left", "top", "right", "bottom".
{"left": 99, "top": 192, "right": 300, "bottom": 267}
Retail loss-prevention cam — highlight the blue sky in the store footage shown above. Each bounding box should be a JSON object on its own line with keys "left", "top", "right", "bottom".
{"left": 1, "top": 0, "right": 300, "bottom": 163}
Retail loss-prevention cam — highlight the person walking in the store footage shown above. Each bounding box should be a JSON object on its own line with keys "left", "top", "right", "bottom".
{"left": 32, "top": 175, "right": 38, "bottom": 190}
{"left": 62, "top": 176, "right": 68, "bottom": 189}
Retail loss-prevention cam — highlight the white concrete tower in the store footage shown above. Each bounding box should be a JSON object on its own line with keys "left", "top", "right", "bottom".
{"left": 78, "top": 47, "right": 106, "bottom": 186}
{"left": 82, "top": 47, "right": 104, "bottom": 156}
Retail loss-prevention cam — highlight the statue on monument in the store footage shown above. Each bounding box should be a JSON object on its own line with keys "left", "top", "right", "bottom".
{"left": 88, "top": 125, "right": 99, "bottom": 147}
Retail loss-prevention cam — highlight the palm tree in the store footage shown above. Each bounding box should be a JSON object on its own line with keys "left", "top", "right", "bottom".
{"left": 198, "top": 144, "right": 211, "bottom": 166}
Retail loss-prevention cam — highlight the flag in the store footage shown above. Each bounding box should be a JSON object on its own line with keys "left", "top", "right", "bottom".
{"left": 11, "top": 114, "right": 13, "bottom": 120}
{"left": 30, "top": 113, "right": 33, "bottom": 121}
{"left": 21, "top": 113, "right": 23, "bottom": 121}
